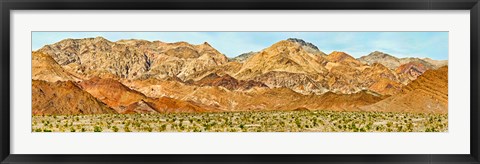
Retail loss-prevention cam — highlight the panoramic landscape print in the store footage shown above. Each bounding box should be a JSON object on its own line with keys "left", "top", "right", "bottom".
{"left": 31, "top": 32, "right": 448, "bottom": 132}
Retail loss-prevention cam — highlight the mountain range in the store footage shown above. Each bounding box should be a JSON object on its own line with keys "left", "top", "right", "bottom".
{"left": 32, "top": 37, "right": 448, "bottom": 115}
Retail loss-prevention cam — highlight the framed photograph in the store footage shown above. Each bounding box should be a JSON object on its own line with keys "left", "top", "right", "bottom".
{"left": 1, "top": 0, "right": 479, "bottom": 163}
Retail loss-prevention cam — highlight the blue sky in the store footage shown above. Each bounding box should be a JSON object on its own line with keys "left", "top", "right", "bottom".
{"left": 32, "top": 32, "right": 448, "bottom": 60}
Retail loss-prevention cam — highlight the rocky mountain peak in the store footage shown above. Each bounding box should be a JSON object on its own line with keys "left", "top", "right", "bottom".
{"left": 93, "top": 36, "right": 108, "bottom": 41}
{"left": 195, "top": 41, "right": 217, "bottom": 51}
{"left": 358, "top": 51, "right": 402, "bottom": 69}
{"left": 59, "top": 36, "right": 111, "bottom": 45}
{"left": 170, "top": 41, "right": 192, "bottom": 47}
{"left": 191, "top": 72, "right": 267, "bottom": 90}
{"left": 36, "top": 38, "right": 229, "bottom": 81}
{"left": 286, "top": 38, "right": 326, "bottom": 56}
{"left": 327, "top": 51, "right": 355, "bottom": 62}
{"left": 368, "top": 51, "right": 394, "bottom": 58}
{"left": 117, "top": 39, "right": 151, "bottom": 46}
{"left": 395, "top": 61, "right": 428, "bottom": 80}
{"left": 265, "top": 39, "right": 323, "bottom": 57}
{"left": 287, "top": 38, "right": 320, "bottom": 51}
{"left": 231, "top": 51, "right": 257, "bottom": 63}
{"left": 32, "top": 37, "right": 450, "bottom": 116}
{"left": 358, "top": 51, "right": 447, "bottom": 71}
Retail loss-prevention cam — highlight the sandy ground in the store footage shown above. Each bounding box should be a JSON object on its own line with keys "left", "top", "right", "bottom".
{"left": 31, "top": 110, "right": 448, "bottom": 132}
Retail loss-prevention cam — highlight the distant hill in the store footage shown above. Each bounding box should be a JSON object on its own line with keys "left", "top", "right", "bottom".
{"left": 358, "top": 51, "right": 447, "bottom": 69}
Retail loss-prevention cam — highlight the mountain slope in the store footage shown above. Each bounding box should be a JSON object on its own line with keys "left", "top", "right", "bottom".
{"left": 36, "top": 37, "right": 229, "bottom": 81}
{"left": 124, "top": 79, "right": 385, "bottom": 112}
{"left": 362, "top": 66, "right": 448, "bottom": 114}
{"left": 32, "top": 80, "right": 115, "bottom": 115}
{"left": 77, "top": 77, "right": 147, "bottom": 113}
{"left": 286, "top": 38, "right": 327, "bottom": 56}
{"left": 326, "top": 51, "right": 363, "bottom": 67}
{"left": 188, "top": 73, "right": 268, "bottom": 90}
{"left": 358, "top": 51, "right": 401, "bottom": 69}
{"left": 35, "top": 37, "right": 449, "bottom": 96}
{"left": 234, "top": 40, "right": 328, "bottom": 80}
{"left": 395, "top": 61, "right": 429, "bottom": 81}
{"left": 230, "top": 39, "right": 333, "bottom": 94}
{"left": 358, "top": 51, "right": 446, "bottom": 70}
{"left": 32, "top": 37, "right": 448, "bottom": 115}
{"left": 78, "top": 77, "right": 217, "bottom": 113}
{"left": 32, "top": 52, "right": 79, "bottom": 82}
{"left": 231, "top": 51, "right": 257, "bottom": 63}
{"left": 423, "top": 58, "right": 448, "bottom": 68}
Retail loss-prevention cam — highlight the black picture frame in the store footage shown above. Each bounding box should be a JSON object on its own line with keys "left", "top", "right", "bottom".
{"left": 1, "top": 0, "right": 479, "bottom": 164}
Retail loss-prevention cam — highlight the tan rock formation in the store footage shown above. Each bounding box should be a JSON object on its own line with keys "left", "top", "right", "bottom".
{"left": 32, "top": 80, "right": 115, "bottom": 115}
{"left": 32, "top": 52, "right": 79, "bottom": 82}
{"left": 36, "top": 37, "right": 228, "bottom": 81}
{"left": 362, "top": 66, "right": 448, "bottom": 114}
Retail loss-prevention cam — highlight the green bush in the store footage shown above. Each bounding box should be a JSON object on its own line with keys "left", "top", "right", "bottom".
{"left": 94, "top": 126, "right": 102, "bottom": 132}
{"left": 112, "top": 126, "right": 119, "bottom": 132}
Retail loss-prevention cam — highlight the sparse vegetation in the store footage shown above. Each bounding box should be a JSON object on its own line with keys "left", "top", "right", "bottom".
{"left": 32, "top": 110, "right": 448, "bottom": 132}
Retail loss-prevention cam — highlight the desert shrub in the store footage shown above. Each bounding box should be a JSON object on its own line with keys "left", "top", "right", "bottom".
{"left": 112, "top": 126, "right": 119, "bottom": 132}
{"left": 386, "top": 121, "right": 393, "bottom": 127}
{"left": 94, "top": 126, "right": 102, "bottom": 132}
{"left": 31, "top": 111, "right": 448, "bottom": 132}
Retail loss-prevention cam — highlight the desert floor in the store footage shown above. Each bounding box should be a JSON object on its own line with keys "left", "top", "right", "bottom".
{"left": 32, "top": 110, "right": 447, "bottom": 132}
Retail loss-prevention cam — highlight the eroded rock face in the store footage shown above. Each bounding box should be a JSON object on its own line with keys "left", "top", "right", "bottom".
{"left": 188, "top": 73, "right": 268, "bottom": 90}
{"left": 286, "top": 38, "right": 327, "bottom": 56}
{"left": 32, "top": 52, "right": 79, "bottom": 82}
{"left": 230, "top": 51, "right": 257, "bottom": 63}
{"left": 358, "top": 51, "right": 446, "bottom": 70}
{"left": 124, "top": 79, "right": 385, "bottom": 112}
{"left": 231, "top": 40, "right": 332, "bottom": 94}
{"left": 32, "top": 37, "right": 448, "bottom": 114}
{"left": 326, "top": 51, "right": 363, "bottom": 67}
{"left": 395, "top": 62, "right": 428, "bottom": 81}
{"left": 36, "top": 37, "right": 228, "bottom": 81}
{"left": 231, "top": 41, "right": 420, "bottom": 95}
{"left": 422, "top": 58, "right": 448, "bottom": 68}
{"left": 32, "top": 80, "right": 116, "bottom": 115}
{"left": 362, "top": 66, "right": 448, "bottom": 114}
{"left": 252, "top": 71, "right": 328, "bottom": 95}
{"left": 359, "top": 63, "right": 403, "bottom": 95}
{"left": 358, "top": 51, "right": 402, "bottom": 69}
{"left": 76, "top": 77, "right": 217, "bottom": 114}
{"left": 77, "top": 77, "right": 147, "bottom": 113}
{"left": 123, "top": 100, "right": 158, "bottom": 114}
{"left": 235, "top": 40, "right": 329, "bottom": 79}
{"left": 35, "top": 37, "right": 447, "bottom": 96}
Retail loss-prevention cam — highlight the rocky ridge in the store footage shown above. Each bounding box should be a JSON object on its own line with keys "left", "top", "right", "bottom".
{"left": 230, "top": 51, "right": 257, "bottom": 63}
{"left": 362, "top": 66, "right": 448, "bottom": 114}
{"left": 32, "top": 37, "right": 448, "bottom": 114}
{"left": 358, "top": 51, "right": 447, "bottom": 69}
{"left": 37, "top": 37, "right": 228, "bottom": 81}
{"left": 32, "top": 80, "right": 115, "bottom": 115}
